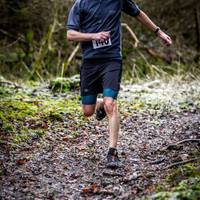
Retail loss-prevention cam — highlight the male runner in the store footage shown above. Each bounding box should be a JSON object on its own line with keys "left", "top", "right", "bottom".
{"left": 67, "top": 0, "right": 172, "bottom": 169}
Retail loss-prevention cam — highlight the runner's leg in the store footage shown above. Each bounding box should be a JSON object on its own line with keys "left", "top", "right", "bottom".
{"left": 82, "top": 99, "right": 104, "bottom": 117}
{"left": 82, "top": 94, "right": 97, "bottom": 117}
{"left": 102, "top": 61, "right": 122, "bottom": 168}
{"left": 102, "top": 61, "right": 122, "bottom": 148}
{"left": 82, "top": 104, "right": 96, "bottom": 117}
{"left": 80, "top": 60, "right": 103, "bottom": 117}
{"left": 104, "top": 97, "right": 120, "bottom": 148}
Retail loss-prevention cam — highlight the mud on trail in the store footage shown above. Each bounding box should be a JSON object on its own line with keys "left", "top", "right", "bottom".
{"left": 0, "top": 80, "right": 200, "bottom": 199}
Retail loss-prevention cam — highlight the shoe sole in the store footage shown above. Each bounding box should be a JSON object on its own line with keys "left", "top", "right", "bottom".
{"left": 96, "top": 109, "right": 106, "bottom": 121}
{"left": 106, "top": 162, "right": 119, "bottom": 169}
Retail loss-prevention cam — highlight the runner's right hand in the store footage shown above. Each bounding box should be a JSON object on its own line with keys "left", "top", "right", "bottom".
{"left": 91, "top": 31, "right": 110, "bottom": 42}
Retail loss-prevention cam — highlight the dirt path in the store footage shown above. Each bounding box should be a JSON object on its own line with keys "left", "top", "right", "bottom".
{"left": 1, "top": 108, "right": 199, "bottom": 199}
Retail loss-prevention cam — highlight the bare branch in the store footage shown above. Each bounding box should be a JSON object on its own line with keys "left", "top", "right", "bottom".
{"left": 61, "top": 44, "right": 80, "bottom": 78}
{"left": 0, "top": 81, "right": 22, "bottom": 89}
{"left": 164, "top": 157, "right": 200, "bottom": 170}
{"left": 121, "top": 23, "right": 139, "bottom": 48}
{"left": 166, "top": 139, "right": 200, "bottom": 150}
{"left": 67, "top": 44, "right": 80, "bottom": 67}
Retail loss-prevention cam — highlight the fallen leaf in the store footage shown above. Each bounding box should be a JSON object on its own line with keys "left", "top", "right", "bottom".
{"left": 92, "top": 183, "right": 98, "bottom": 193}
{"left": 17, "top": 159, "right": 28, "bottom": 165}
{"left": 144, "top": 185, "right": 155, "bottom": 193}
{"left": 82, "top": 188, "right": 91, "bottom": 193}
{"left": 62, "top": 136, "right": 69, "bottom": 142}
{"left": 63, "top": 165, "right": 68, "bottom": 170}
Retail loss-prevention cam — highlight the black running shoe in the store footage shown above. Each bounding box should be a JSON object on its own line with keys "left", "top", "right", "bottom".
{"left": 106, "top": 148, "right": 120, "bottom": 169}
{"left": 96, "top": 106, "right": 106, "bottom": 121}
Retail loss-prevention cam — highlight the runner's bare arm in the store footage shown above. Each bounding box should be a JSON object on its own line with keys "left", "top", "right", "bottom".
{"left": 135, "top": 10, "right": 172, "bottom": 46}
{"left": 67, "top": 30, "right": 110, "bottom": 42}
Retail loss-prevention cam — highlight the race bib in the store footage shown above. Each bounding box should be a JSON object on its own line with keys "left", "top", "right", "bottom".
{"left": 92, "top": 38, "right": 112, "bottom": 49}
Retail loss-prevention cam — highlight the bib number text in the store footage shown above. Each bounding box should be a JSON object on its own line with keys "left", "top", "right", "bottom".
{"left": 92, "top": 38, "right": 112, "bottom": 49}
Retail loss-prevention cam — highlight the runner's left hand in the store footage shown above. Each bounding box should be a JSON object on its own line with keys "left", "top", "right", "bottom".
{"left": 157, "top": 30, "right": 172, "bottom": 46}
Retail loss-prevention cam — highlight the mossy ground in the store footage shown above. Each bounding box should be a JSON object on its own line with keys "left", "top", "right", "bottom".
{"left": 149, "top": 162, "right": 200, "bottom": 200}
{"left": 0, "top": 84, "right": 83, "bottom": 147}
{"left": 0, "top": 79, "right": 200, "bottom": 199}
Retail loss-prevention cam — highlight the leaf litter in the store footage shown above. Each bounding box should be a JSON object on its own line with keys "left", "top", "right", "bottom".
{"left": 0, "top": 80, "right": 200, "bottom": 199}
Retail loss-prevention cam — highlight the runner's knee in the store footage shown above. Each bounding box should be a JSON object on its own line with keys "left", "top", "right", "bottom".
{"left": 83, "top": 110, "right": 94, "bottom": 117}
{"left": 104, "top": 99, "right": 115, "bottom": 115}
{"left": 82, "top": 106, "right": 95, "bottom": 117}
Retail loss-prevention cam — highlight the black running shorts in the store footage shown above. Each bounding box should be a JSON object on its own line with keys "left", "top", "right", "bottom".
{"left": 80, "top": 59, "right": 122, "bottom": 104}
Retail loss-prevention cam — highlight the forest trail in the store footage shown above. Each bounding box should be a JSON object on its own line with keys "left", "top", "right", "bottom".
{"left": 0, "top": 81, "right": 200, "bottom": 199}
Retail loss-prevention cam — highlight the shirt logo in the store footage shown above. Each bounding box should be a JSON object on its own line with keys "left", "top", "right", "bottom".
{"left": 109, "top": 10, "right": 116, "bottom": 14}
{"left": 84, "top": 89, "right": 89, "bottom": 93}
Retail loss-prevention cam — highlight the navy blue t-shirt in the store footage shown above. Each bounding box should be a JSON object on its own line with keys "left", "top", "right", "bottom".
{"left": 67, "top": 0, "right": 140, "bottom": 60}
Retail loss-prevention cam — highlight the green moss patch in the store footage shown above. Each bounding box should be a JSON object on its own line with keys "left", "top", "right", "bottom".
{"left": 149, "top": 160, "right": 200, "bottom": 200}
{"left": 0, "top": 84, "right": 81, "bottom": 147}
{"left": 49, "top": 75, "right": 80, "bottom": 93}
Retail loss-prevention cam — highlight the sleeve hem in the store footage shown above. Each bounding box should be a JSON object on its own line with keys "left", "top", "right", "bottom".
{"left": 132, "top": 9, "right": 141, "bottom": 17}
{"left": 67, "top": 25, "right": 79, "bottom": 31}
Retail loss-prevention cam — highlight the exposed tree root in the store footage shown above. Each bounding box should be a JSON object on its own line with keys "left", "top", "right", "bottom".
{"left": 165, "top": 139, "right": 200, "bottom": 150}
{"left": 164, "top": 157, "right": 200, "bottom": 170}
{"left": 0, "top": 81, "right": 22, "bottom": 89}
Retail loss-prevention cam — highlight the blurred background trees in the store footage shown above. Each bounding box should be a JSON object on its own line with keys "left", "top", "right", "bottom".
{"left": 0, "top": 0, "right": 200, "bottom": 81}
